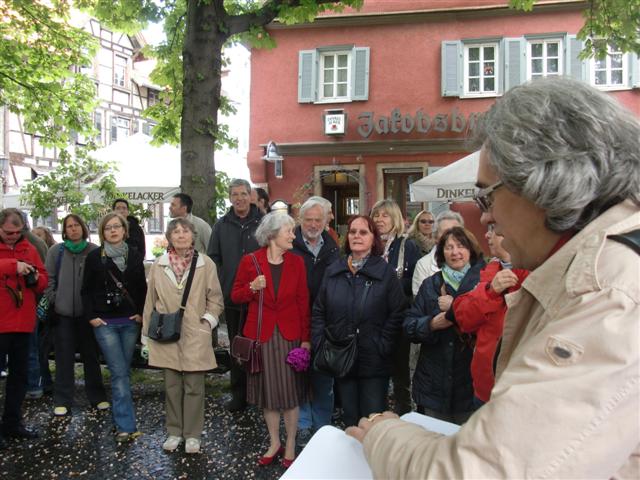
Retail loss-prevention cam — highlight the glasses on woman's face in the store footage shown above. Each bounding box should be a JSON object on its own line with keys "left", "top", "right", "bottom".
{"left": 348, "top": 228, "right": 371, "bottom": 237}
{"left": 1, "top": 228, "right": 21, "bottom": 236}
{"left": 104, "top": 224, "right": 123, "bottom": 232}
{"left": 419, "top": 219, "right": 434, "bottom": 225}
{"left": 474, "top": 181, "right": 504, "bottom": 212}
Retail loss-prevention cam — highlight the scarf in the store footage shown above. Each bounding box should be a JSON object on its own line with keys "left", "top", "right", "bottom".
{"left": 104, "top": 242, "right": 128, "bottom": 272}
{"left": 409, "top": 231, "right": 435, "bottom": 256}
{"left": 381, "top": 233, "right": 395, "bottom": 263}
{"left": 441, "top": 263, "right": 470, "bottom": 291}
{"left": 348, "top": 254, "right": 369, "bottom": 274}
{"left": 168, "top": 247, "right": 194, "bottom": 284}
{"left": 64, "top": 239, "right": 88, "bottom": 254}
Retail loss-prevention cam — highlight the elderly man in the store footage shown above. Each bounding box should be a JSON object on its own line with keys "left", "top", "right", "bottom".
{"left": 0, "top": 209, "right": 48, "bottom": 449}
{"left": 347, "top": 77, "right": 640, "bottom": 478}
{"left": 208, "top": 179, "right": 263, "bottom": 412}
{"left": 291, "top": 196, "right": 340, "bottom": 448}
{"left": 411, "top": 210, "right": 464, "bottom": 296}
{"left": 169, "top": 193, "right": 211, "bottom": 254}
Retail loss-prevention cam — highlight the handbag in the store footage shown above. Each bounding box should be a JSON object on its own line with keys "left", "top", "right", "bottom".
{"left": 148, "top": 252, "right": 198, "bottom": 343}
{"left": 231, "top": 253, "right": 264, "bottom": 374}
{"left": 313, "top": 279, "right": 372, "bottom": 378}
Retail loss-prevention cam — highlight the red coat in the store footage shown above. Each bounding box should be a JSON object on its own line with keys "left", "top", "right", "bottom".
{"left": 231, "top": 247, "right": 310, "bottom": 343}
{"left": 453, "top": 260, "right": 528, "bottom": 402}
{"left": 0, "top": 237, "right": 48, "bottom": 333}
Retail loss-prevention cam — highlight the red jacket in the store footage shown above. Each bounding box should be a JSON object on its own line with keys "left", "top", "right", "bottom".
{"left": 0, "top": 237, "right": 48, "bottom": 333}
{"left": 231, "top": 247, "right": 310, "bottom": 343}
{"left": 453, "top": 260, "right": 528, "bottom": 402}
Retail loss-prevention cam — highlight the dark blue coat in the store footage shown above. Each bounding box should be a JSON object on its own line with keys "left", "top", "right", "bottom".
{"left": 386, "top": 236, "right": 420, "bottom": 300}
{"left": 312, "top": 255, "right": 405, "bottom": 378}
{"left": 404, "top": 259, "right": 485, "bottom": 413}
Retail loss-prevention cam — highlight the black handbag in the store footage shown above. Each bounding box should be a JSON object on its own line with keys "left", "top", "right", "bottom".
{"left": 148, "top": 252, "right": 198, "bottom": 343}
{"left": 314, "top": 279, "right": 372, "bottom": 378}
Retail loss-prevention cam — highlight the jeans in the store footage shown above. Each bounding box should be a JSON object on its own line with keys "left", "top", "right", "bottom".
{"left": 298, "top": 372, "right": 334, "bottom": 431}
{"left": 0, "top": 333, "right": 30, "bottom": 429}
{"left": 26, "top": 322, "right": 42, "bottom": 393}
{"left": 336, "top": 376, "right": 389, "bottom": 427}
{"left": 93, "top": 323, "right": 139, "bottom": 433}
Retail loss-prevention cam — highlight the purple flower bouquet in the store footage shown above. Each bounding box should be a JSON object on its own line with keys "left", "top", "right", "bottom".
{"left": 286, "top": 347, "right": 311, "bottom": 372}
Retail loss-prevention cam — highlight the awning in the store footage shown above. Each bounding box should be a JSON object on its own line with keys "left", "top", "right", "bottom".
{"left": 410, "top": 151, "right": 480, "bottom": 202}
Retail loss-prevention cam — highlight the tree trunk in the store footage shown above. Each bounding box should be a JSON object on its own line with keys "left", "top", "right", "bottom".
{"left": 181, "top": 0, "right": 228, "bottom": 223}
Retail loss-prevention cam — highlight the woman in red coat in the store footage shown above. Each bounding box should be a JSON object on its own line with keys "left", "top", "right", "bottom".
{"left": 231, "top": 211, "right": 310, "bottom": 469}
{"left": 453, "top": 224, "right": 528, "bottom": 404}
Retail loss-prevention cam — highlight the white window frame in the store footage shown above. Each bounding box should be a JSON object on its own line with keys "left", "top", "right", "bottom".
{"left": 590, "top": 43, "right": 629, "bottom": 90}
{"left": 114, "top": 54, "right": 127, "bottom": 88}
{"left": 463, "top": 43, "right": 499, "bottom": 97}
{"left": 527, "top": 38, "right": 563, "bottom": 80}
{"left": 318, "top": 50, "right": 352, "bottom": 103}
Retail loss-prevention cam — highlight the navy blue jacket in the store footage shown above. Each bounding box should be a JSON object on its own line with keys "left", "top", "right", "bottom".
{"left": 386, "top": 236, "right": 420, "bottom": 300}
{"left": 404, "top": 259, "right": 485, "bottom": 413}
{"left": 312, "top": 255, "right": 405, "bottom": 378}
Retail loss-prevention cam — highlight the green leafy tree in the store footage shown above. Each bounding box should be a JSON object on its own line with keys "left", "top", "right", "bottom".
{"left": 510, "top": 0, "right": 640, "bottom": 58}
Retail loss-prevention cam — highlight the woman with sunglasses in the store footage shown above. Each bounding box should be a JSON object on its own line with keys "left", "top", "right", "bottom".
{"left": 407, "top": 210, "right": 436, "bottom": 257}
{"left": 81, "top": 212, "right": 147, "bottom": 442}
{"left": 404, "top": 226, "right": 485, "bottom": 425}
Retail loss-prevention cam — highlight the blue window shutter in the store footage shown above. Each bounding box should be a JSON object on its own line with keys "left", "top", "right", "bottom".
{"left": 629, "top": 53, "right": 639, "bottom": 87}
{"left": 351, "top": 47, "right": 370, "bottom": 101}
{"left": 504, "top": 37, "right": 524, "bottom": 92}
{"left": 298, "top": 50, "right": 317, "bottom": 103}
{"left": 441, "top": 41, "right": 461, "bottom": 97}
{"left": 566, "top": 35, "right": 586, "bottom": 82}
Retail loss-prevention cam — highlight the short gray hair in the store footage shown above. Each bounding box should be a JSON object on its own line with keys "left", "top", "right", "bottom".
{"left": 435, "top": 210, "right": 464, "bottom": 234}
{"left": 473, "top": 76, "right": 640, "bottom": 232}
{"left": 165, "top": 218, "right": 195, "bottom": 249}
{"left": 228, "top": 178, "right": 251, "bottom": 196}
{"left": 254, "top": 212, "right": 295, "bottom": 247}
{"left": 0, "top": 208, "right": 24, "bottom": 228}
{"left": 299, "top": 196, "right": 329, "bottom": 221}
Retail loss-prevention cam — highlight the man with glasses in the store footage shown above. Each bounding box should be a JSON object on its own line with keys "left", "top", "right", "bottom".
{"left": 347, "top": 77, "right": 640, "bottom": 478}
{"left": 0, "top": 209, "right": 48, "bottom": 449}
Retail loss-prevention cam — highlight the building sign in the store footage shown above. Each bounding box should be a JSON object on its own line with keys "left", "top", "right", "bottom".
{"left": 356, "top": 107, "right": 480, "bottom": 139}
{"left": 324, "top": 111, "right": 347, "bottom": 135}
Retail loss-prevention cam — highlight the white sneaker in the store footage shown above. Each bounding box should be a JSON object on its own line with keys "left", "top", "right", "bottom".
{"left": 162, "top": 435, "right": 183, "bottom": 451}
{"left": 185, "top": 437, "right": 200, "bottom": 454}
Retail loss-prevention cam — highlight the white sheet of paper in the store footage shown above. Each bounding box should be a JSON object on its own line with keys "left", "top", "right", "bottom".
{"left": 280, "top": 413, "right": 460, "bottom": 480}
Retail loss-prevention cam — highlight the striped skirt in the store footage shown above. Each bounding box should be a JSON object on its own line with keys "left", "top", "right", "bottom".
{"left": 247, "top": 327, "right": 310, "bottom": 410}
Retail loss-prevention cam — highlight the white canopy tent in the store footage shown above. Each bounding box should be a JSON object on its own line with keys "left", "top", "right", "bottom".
{"left": 410, "top": 150, "right": 480, "bottom": 203}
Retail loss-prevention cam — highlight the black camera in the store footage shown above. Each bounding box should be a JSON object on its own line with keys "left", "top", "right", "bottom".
{"left": 105, "top": 291, "right": 123, "bottom": 307}
{"left": 24, "top": 267, "right": 38, "bottom": 287}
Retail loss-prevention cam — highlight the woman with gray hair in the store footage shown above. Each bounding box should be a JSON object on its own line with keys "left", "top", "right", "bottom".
{"left": 143, "top": 218, "right": 224, "bottom": 453}
{"left": 231, "top": 212, "right": 311, "bottom": 469}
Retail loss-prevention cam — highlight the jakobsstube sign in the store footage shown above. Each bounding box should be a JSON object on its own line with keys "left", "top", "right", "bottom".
{"left": 356, "top": 107, "right": 480, "bottom": 139}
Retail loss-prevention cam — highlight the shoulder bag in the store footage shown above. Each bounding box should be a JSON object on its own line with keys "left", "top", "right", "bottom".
{"left": 313, "top": 279, "right": 372, "bottom": 378}
{"left": 148, "top": 252, "right": 198, "bottom": 343}
{"left": 230, "top": 254, "right": 264, "bottom": 374}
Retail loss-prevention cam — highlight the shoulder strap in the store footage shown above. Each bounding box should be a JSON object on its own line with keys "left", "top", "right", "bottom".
{"left": 397, "top": 236, "right": 407, "bottom": 277}
{"left": 249, "top": 253, "right": 264, "bottom": 341}
{"left": 608, "top": 228, "right": 640, "bottom": 255}
{"left": 179, "top": 251, "right": 199, "bottom": 310}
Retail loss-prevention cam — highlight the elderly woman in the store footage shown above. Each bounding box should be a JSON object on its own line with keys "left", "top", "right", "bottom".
{"left": 45, "top": 214, "right": 108, "bottom": 417}
{"left": 404, "top": 226, "right": 485, "bottom": 424}
{"left": 370, "top": 199, "right": 419, "bottom": 416}
{"left": 81, "top": 213, "right": 147, "bottom": 441}
{"left": 143, "top": 218, "right": 224, "bottom": 454}
{"left": 407, "top": 210, "right": 435, "bottom": 257}
{"left": 231, "top": 212, "right": 310, "bottom": 468}
{"left": 313, "top": 215, "right": 405, "bottom": 428}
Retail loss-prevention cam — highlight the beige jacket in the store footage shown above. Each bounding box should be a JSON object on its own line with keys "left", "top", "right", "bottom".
{"left": 364, "top": 200, "right": 640, "bottom": 479}
{"left": 142, "top": 252, "right": 224, "bottom": 372}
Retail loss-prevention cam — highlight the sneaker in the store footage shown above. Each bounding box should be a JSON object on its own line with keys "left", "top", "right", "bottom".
{"left": 115, "top": 431, "right": 143, "bottom": 443}
{"left": 95, "top": 401, "right": 110, "bottom": 411}
{"left": 162, "top": 435, "right": 183, "bottom": 451}
{"left": 185, "top": 437, "right": 200, "bottom": 454}
{"left": 296, "top": 428, "right": 313, "bottom": 449}
{"left": 25, "top": 390, "right": 43, "bottom": 400}
{"left": 53, "top": 406, "right": 69, "bottom": 417}
{"left": 0, "top": 370, "right": 7, "bottom": 379}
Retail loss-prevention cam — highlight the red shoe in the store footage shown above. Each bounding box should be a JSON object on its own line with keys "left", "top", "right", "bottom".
{"left": 258, "top": 446, "right": 284, "bottom": 466}
{"left": 281, "top": 456, "right": 295, "bottom": 468}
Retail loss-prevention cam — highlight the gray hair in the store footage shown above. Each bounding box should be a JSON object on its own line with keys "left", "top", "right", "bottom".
{"left": 254, "top": 211, "right": 295, "bottom": 247}
{"left": 472, "top": 76, "right": 640, "bottom": 232}
{"left": 165, "top": 218, "right": 195, "bottom": 249}
{"left": 0, "top": 208, "right": 24, "bottom": 228}
{"left": 228, "top": 178, "right": 251, "bottom": 196}
{"left": 435, "top": 210, "right": 464, "bottom": 234}
{"left": 299, "top": 196, "right": 329, "bottom": 222}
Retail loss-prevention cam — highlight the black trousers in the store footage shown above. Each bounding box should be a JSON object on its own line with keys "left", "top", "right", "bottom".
{"left": 53, "top": 315, "right": 106, "bottom": 408}
{"left": 224, "top": 308, "right": 246, "bottom": 402}
{"left": 391, "top": 336, "right": 412, "bottom": 415}
{"left": 0, "top": 332, "right": 30, "bottom": 429}
{"left": 336, "top": 376, "right": 389, "bottom": 427}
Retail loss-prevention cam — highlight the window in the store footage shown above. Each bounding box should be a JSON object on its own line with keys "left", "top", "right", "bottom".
{"left": 142, "top": 121, "right": 155, "bottom": 135}
{"left": 94, "top": 111, "right": 102, "bottom": 144}
{"left": 383, "top": 169, "right": 424, "bottom": 220}
{"left": 527, "top": 39, "right": 562, "bottom": 79}
{"left": 464, "top": 43, "right": 498, "bottom": 95}
{"left": 148, "top": 89, "right": 159, "bottom": 106}
{"left": 147, "top": 203, "right": 163, "bottom": 233}
{"left": 110, "top": 116, "right": 130, "bottom": 142}
{"left": 298, "top": 46, "right": 369, "bottom": 103}
{"left": 591, "top": 42, "right": 627, "bottom": 88}
{"left": 114, "top": 55, "right": 127, "bottom": 87}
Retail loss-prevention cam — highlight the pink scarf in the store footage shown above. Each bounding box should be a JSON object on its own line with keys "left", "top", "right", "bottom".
{"left": 168, "top": 247, "right": 194, "bottom": 283}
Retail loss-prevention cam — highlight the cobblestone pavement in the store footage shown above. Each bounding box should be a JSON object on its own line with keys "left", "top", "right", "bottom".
{"left": 0, "top": 371, "right": 295, "bottom": 480}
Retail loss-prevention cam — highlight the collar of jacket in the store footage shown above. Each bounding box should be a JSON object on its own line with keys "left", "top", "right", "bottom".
{"left": 157, "top": 251, "right": 205, "bottom": 285}
{"left": 327, "top": 255, "right": 387, "bottom": 281}
{"left": 0, "top": 236, "right": 28, "bottom": 253}
{"left": 221, "top": 203, "right": 263, "bottom": 226}
{"left": 515, "top": 200, "right": 640, "bottom": 319}
{"left": 293, "top": 226, "right": 337, "bottom": 255}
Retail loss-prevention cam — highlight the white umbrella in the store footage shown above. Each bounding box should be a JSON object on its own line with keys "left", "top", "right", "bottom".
{"left": 410, "top": 151, "right": 480, "bottom": 202}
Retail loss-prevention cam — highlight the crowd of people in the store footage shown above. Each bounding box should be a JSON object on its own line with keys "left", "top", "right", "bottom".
{"left": 0, "top": 78, "right": 637, "bottom": 476}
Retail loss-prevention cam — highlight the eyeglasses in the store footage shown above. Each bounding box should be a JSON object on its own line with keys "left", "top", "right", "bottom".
{"left": 104, "top": 224, "right": 123, "bottom": 232}
{"left": 474, "top": 181, "right": 503, "bottom": 212}
{"left": 348, "top": 229, "right": 371, "bottom": 237}
{"left": 1, "top": 229, "right": 22, "bottom": 236}
{"left": 419, "top": 219, "right": 435, "bottom": 225}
